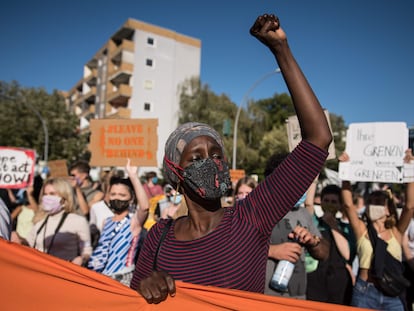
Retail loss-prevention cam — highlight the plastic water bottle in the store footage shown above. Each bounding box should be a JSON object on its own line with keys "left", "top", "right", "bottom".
{"left": 269, "top": 259, "right": 295, "bottom": 292}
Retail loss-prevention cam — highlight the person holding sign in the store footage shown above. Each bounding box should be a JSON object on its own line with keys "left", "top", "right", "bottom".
{"left": 130, "top": 13, "right": 332, "bottom": 304}
{"left": 340, "top": 149, "right": 414, "bottom": 311}
{"left": 88, "top": 159, "right": 149, "bottom": 286}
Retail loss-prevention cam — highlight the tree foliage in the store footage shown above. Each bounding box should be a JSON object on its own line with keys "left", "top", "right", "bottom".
{"left": 0, "top": 77, "right": 347, "bottom": 181}
{"left": 178, "top": 77, "right": 347, "bottom": 180}
{"left": 0, "top": 81, "right": 89, "bottom": 164}
{"left": 178, "top": 77, "right": 237, "bottom": 159}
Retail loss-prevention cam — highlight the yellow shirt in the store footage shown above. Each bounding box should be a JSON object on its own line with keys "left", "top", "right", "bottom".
{"left": 356, "top": 229, "right": 402, "bottom": 269}
{"left": 16, "top": 205, "right": 35, "bottom": 239}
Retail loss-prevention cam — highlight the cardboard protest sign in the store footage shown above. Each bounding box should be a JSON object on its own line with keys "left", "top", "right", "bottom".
{"left": 0, "top": 147, "right": 35, "bottom": 189}
{"left": 89, "top": 118, "right": 158, "bottom": 167}
{"left": 286, "top": 110, "right": 336, "bottom": 160}
{"left": 338, "top": 122, "right": 409, "bottom": 183}
{"left": 229, "top": 169, "right": 246, "bottom": 184}
{"left": 48, "top": 160, "right": 69, "bottom": 178}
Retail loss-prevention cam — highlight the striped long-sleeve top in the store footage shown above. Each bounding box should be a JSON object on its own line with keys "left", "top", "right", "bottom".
{"left": 88, "top": 213, "right": 139, "bottom": 275}
{"left": 130, "top": 140, "right": 328, "bottom": 293}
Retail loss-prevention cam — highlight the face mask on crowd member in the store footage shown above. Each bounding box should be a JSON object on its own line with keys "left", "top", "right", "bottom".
{"left": 109, "top": 199, "right": 131, "bottom": 214}
{"left": 42, "top": 195, "right": 63, "bottom": 214}
{"left": 182, "top": 157, "right": 230, "bottom": 200}
{"left": 108, "top": 178, "right": 134, "bottom": 215}
{"left": 163, "top": 122, "right": 231, "bottom": 202}
{"left": 367, "top": 204, "right": 387, "bottom": 222}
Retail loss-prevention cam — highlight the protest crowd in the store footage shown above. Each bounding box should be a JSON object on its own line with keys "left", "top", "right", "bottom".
{"left": 0, "top": 12, "right": 413, "bottom": 311}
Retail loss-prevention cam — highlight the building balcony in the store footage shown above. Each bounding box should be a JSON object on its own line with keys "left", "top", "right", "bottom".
{"left": 83, "top": 86, "right": 97, "bottom": 103}
{"left": 107, "top": 84, "right": 131, "bottom": 107}
{"left": 73, "top": 86, "right": 97, "bottom": 107}
{"left": 105, "top": 107, "right": 131, "bottom": 119}
{"left": 79, "top": 104, "right": 95, "bottom": 118}
{"left": 86, "top": 56, "right": 98, "bottom": 69}
{"left": 108, "top": 62, "right": 133, "bottom": 85}
{"left": 110, "top": 39, "right": 134, "bottom": 63}
{"left": 84, "top": 68, "right": 98, "bottom": 86}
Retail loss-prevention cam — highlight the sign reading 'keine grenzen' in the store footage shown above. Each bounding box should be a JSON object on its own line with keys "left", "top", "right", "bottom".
{"left": 89, "top": 119, "right": 158, "bottom": 167}
{"left": 339, "top": 122, "right": 412, "bottom": 183}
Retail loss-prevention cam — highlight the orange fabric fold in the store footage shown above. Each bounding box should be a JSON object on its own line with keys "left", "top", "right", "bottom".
{"left": 0, "top": 239, "right": 369, "bottom": 310}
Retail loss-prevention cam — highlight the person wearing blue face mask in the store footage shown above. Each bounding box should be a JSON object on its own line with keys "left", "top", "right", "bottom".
{"left": 263, "top": 152, "right": 330, "bottom": 299}
{"left": 155, "top": 184, "right": 187, "bottom": 221}
{"left": 143, "top": 171, "right": 164, "bottom": 199}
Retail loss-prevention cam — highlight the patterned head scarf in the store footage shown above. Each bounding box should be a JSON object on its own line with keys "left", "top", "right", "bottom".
{"left": 163, "top": 122, "right": 226, "bottom": 188}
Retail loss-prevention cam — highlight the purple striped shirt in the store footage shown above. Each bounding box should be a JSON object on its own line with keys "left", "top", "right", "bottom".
{"left": 130, "top": 140, "right": 327, "bottom": 292}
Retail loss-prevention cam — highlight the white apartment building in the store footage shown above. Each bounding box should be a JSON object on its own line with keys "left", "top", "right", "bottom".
{"left": 66, "top": 18, "right": 201, "bottom": 175}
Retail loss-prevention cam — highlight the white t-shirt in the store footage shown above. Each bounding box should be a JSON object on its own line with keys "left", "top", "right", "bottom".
{"left": 89, "top": 200, "right": 113, "bottom": 232}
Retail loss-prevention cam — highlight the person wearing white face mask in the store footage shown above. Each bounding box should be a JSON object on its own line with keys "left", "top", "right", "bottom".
{"left": 25, "top": 177, "right": 92, "bottom": 266}
{"left": 340, "top": 149, "right": 414, "bottom": 311}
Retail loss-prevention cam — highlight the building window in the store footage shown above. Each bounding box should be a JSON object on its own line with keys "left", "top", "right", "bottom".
{"left": 147, "top": 37, "right": 155, "bottom": 46}
{"left": 144, "top": 80, "right": 153, "bottom": 90}
{"left": 146, "top": 58, "right": 153, "bottom": 67}
{"left": 144, "top": 102, "right": 151, "bottom": 111}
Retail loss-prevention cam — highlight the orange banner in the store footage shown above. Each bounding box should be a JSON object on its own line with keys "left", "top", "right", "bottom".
{"left": 0, "top": 239, "right": 369, "bottom": 311}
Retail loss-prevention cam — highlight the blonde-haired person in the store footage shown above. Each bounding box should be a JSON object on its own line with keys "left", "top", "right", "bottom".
{"left": 340, "top": 149, "right": 414, "bottom": 311}
{"left": 26, "top": 177, "right": 92, "bottom": 266}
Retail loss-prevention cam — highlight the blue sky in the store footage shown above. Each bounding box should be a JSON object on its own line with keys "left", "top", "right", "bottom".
{"left": 1, "top": 0, "right": 413, "bottom": 127}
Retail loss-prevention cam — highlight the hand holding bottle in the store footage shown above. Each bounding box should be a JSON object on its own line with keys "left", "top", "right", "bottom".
{"left": 288, "top": 225, "right": 321, "bottom": 248}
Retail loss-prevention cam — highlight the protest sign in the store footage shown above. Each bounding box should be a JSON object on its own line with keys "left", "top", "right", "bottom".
{"left": 286, "top": 110, "right": 336, "bottom": 160}
{"left": 338, "top": 122, "right": 409, "bottom": 183}
{"left": 88, "top": 118, "right": 158, "bottom": 167}
{"left": 0, "top": 147, "right": 35, "bottom": 188}
{"left": 48, "top": 159, "right": 69, "bottom": 178}
{"left": 403, "top": 162, "right": 414, "bottom": 183}
{"left": 229, "top": 169, "right": 246, "bottom": 185}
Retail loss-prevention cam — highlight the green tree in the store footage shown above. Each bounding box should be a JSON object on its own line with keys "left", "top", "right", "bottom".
{"left": 0, "top": 81, "right": 89, "bottom": 163}
{"left": 325, "top": 113, "right": 347, "bottom": 172}
{"left": 228, "top": 93, "right": 292, "bottom": 175}
{"left": 177, "top": 77, "right": 347, "bottom": 180}
{"left": 178, "top": 77, "right": 237, "bottom": 160}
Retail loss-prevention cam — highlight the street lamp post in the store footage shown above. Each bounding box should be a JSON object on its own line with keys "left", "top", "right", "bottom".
{"left": 24, "top": 101, "right": 49, "bottom": 164}
{"left": 232, "top": 68, "right": 281, "bottom": 170}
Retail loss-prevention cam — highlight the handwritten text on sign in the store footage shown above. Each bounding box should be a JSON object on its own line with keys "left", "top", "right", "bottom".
{"left": 286, "top": 110, "right": 336, "bottom": 160}
{"left": 0, "top": 147, "right": 35, "bottom": 188}
{"left": 338, "top": 122, "right": 409, "bottom": 183}
{"left": 89, "top": 119, "right": 158, "bottom": 167}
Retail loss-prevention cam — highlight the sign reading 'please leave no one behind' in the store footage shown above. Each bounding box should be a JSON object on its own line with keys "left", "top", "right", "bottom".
{"left": 88, "top": 118, "right": 158, "bottom": 167}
